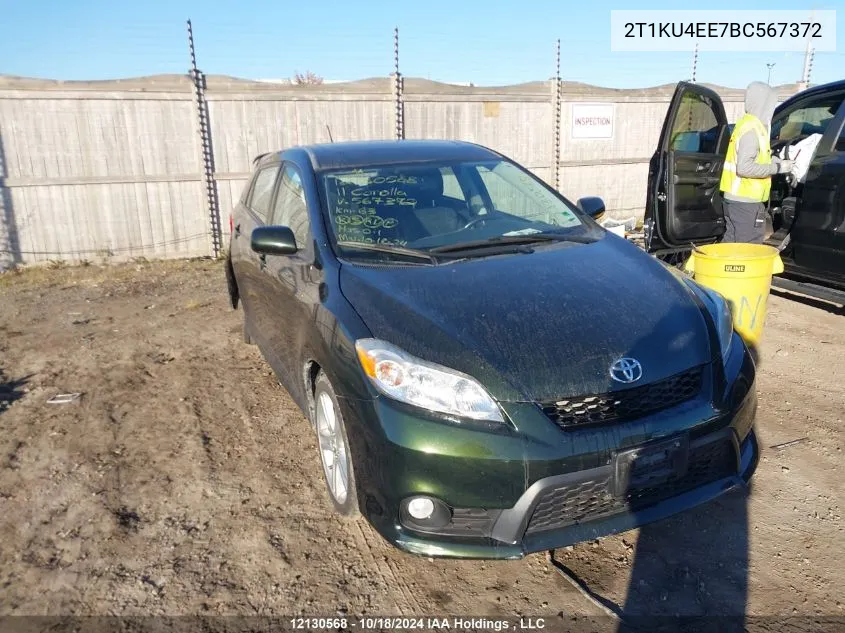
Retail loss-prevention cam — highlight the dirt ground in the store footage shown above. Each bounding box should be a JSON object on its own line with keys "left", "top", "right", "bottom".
{"left": 0, "top": 259, "right": 842, "bottom": 630}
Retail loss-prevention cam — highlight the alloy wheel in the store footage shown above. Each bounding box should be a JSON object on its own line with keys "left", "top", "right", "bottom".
{"left": 316, "top": 391, "right": 349, "bottom": 505}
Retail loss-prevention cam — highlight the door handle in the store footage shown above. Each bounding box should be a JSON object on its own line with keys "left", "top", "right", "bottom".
{"left": 673, "top": 175, "right": 719, "bottom": 185}
{"left": 695, "top": 163, "right": 712, "bottom": 172}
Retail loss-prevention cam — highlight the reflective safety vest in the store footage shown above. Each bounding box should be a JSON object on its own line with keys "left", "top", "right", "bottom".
{"left": 720, "top": 114, "right": 772, "bottom": 202}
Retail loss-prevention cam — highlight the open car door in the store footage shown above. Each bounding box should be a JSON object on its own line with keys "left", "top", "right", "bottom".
{"left": 645, "top": 82, "right": 730, "bottom": 252}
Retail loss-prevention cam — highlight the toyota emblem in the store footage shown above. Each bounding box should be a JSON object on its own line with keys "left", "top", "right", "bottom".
{"left": 610, "top": 358, "right": 643, "bottom": 384}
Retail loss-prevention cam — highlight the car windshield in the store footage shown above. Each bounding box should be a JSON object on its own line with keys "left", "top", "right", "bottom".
{"left": 319, "top": 159, "right": 590, "bottom": 257}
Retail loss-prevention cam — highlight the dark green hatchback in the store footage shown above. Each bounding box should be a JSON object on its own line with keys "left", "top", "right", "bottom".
{"left": 225, "top": 140, "right": 759, "bottom": 559}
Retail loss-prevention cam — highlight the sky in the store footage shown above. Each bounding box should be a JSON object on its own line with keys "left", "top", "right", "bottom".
{"left": 0, "top": 0, "right": 843, "bottom": 89}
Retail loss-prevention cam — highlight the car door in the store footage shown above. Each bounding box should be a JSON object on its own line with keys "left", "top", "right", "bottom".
{"left": 254, "top": 161, "right": 323, "bottom": 404}
{"left": 645, "top": 82, "right": 729, "bottom": 252}
{"left": 772, "top": 89, "right": 845, "bottom": 278}
{"left": 232, "top": 160, "right": 281, "bottom": 339}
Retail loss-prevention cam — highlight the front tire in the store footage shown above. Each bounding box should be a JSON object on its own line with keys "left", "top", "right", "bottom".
{"left": 313, "top": 371, "right": 360, "bottom": 518}
{"left": 655, "top": 248, "right": 693, "bottom": 274}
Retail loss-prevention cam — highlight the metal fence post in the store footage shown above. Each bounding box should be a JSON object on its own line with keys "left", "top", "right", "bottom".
{"left": 691, "top": 42, "right": 699, "bottom": 83}
{"left": 391, "top": 27, "right": 405, "bottom": 140}
{"left": 551, "top": 39, "right": 562, "bottom": 191}
{"left": 187, "top": 19, "right": 222, "bottom": 258}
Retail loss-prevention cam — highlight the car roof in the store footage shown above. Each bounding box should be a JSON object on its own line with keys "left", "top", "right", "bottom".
{"left": 281, "top": 139, "right": 503, "bottom": 171}
{"left": 779, "top": 78, "right": 845, "bottom": 110}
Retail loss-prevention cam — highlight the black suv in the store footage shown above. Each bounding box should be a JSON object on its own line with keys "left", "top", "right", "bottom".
{"left": 645, "top": 79, "right": 845, "bottom": 304}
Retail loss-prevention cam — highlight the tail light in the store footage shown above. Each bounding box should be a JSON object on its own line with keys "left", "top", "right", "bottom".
{"left": 229, "top": 214, "right": 234, "bottom": 234}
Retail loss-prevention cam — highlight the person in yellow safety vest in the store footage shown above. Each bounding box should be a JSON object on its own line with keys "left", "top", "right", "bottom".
{"left": 719, "top": 81, "right": 795, "bottom": 243}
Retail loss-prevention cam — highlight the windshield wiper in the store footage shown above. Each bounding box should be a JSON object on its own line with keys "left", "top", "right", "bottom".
{"left": 429, "top": 232, "right": 594, "bottom": 254}
{"left": 336, "top": 241, "right": 440, "bottom": 264}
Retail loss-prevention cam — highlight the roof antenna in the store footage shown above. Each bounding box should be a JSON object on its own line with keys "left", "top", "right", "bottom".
{"left": 326, "top": 124, "right": 334, "bottom": 143}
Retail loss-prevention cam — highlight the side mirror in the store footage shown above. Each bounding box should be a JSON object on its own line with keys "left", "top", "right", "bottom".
{"left": 577, "top": 196, "right": 606, "bottom": 221}
{"left": 251, "top": 226, "right": 298, "bottom": 256}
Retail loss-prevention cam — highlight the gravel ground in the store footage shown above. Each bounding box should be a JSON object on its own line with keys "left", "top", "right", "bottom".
{"left": 0, "top": 259, "right": 842, "bottom": 632}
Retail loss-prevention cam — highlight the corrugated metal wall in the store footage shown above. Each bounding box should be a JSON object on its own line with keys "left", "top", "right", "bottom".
{"left": 0, "top": 74, "right": 788, "bottom": 268}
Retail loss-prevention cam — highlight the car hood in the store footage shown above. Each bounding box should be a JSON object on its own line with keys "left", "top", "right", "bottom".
{"left": 339, "top": 235, "right": 712, "bottom": 402}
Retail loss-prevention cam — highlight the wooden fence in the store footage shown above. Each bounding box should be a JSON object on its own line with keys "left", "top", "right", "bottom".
{"left": 0, "top": 73, "right": 799, "bottom": 267}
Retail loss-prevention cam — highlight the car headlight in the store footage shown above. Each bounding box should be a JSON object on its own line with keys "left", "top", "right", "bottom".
{"left": 355, "top": 338, "right": 504, "bottom": 422}
{"left": 685, "top": 280, "right": 735, "bottom": 363}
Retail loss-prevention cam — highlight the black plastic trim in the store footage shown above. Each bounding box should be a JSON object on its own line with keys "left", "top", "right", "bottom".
{"left": 772, "top": 275, "right": 845, "bottom": 305}
{"left": 489, "top": 426, "right": 739, "bottom": 545}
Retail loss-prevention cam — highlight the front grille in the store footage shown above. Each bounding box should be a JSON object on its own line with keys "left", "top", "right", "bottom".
{"left": 525, "top": 438, "right": 736, "bottom": 535}
{"left": 540, "top": 366, "right": 704, "bottom": 429}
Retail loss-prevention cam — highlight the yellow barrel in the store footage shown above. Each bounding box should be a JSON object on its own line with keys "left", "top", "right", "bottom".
{"left": 683, "top": 243, "right": 784, "bottom": 347}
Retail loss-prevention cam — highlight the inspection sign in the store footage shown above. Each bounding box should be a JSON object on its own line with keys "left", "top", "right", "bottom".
{"left": 571, "top": 103, "right": 614, "bottom": 139}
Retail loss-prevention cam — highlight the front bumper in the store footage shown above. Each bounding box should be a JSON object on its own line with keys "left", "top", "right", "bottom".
{"left": 370, "top": 427, "right": 757, "bottom": 560}
{"left": 338, "top": 345, "right": 758, "bottom": 560}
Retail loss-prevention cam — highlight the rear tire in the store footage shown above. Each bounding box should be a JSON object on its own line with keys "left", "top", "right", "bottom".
{"left": 242, "top": 314, "right": 254, "bottom": 345}
{"left": 312, "top": 371, "right": 360, "bottom": 518}
{"left": 225, "top": 256, "right": 240, "bottom": 309}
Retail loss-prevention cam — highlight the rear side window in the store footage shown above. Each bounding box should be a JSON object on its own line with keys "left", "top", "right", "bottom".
{"left": 270, "top": 165, "right": 311, "bottom": 250}
{"left": 247, "top": 165, "right": 279, "bottom": 222}
{"left": 669, "top": 91, "right": 720, "bottom": 153}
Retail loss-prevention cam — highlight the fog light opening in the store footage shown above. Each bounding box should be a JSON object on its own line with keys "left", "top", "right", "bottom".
{"left": 407, "top": 497, "right": 435, "bottom": 520}
{"left": 400, "top": 496, "right": 452, "bottom": 530}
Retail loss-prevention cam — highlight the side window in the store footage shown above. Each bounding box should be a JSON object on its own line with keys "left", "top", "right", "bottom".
{"left": 239, "top": 180, "right": 252, "bottom": 205}
{"left": 772, "top": 94, "right": 845, "bottom": 145}
{"left": 270, "top": 164, "right": 311, "bottom": 250}
{"left": 669, "top": 91, "right": 720, "bottom": 153}
{"left": 478, "top": 165, "right": 519, "bottom": 213}
{"left": 476, "top": 163, "right": 580, "bottom": 227}
{"left": 247, "top": 165, "right": 279, "bottom": 222}
{"left": 440, "top": 167, "right": 466, "bottom": 201}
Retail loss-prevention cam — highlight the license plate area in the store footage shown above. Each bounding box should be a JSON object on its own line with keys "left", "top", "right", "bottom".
{"left": 612, "top": 434, "right": 690, "bottom": 497}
